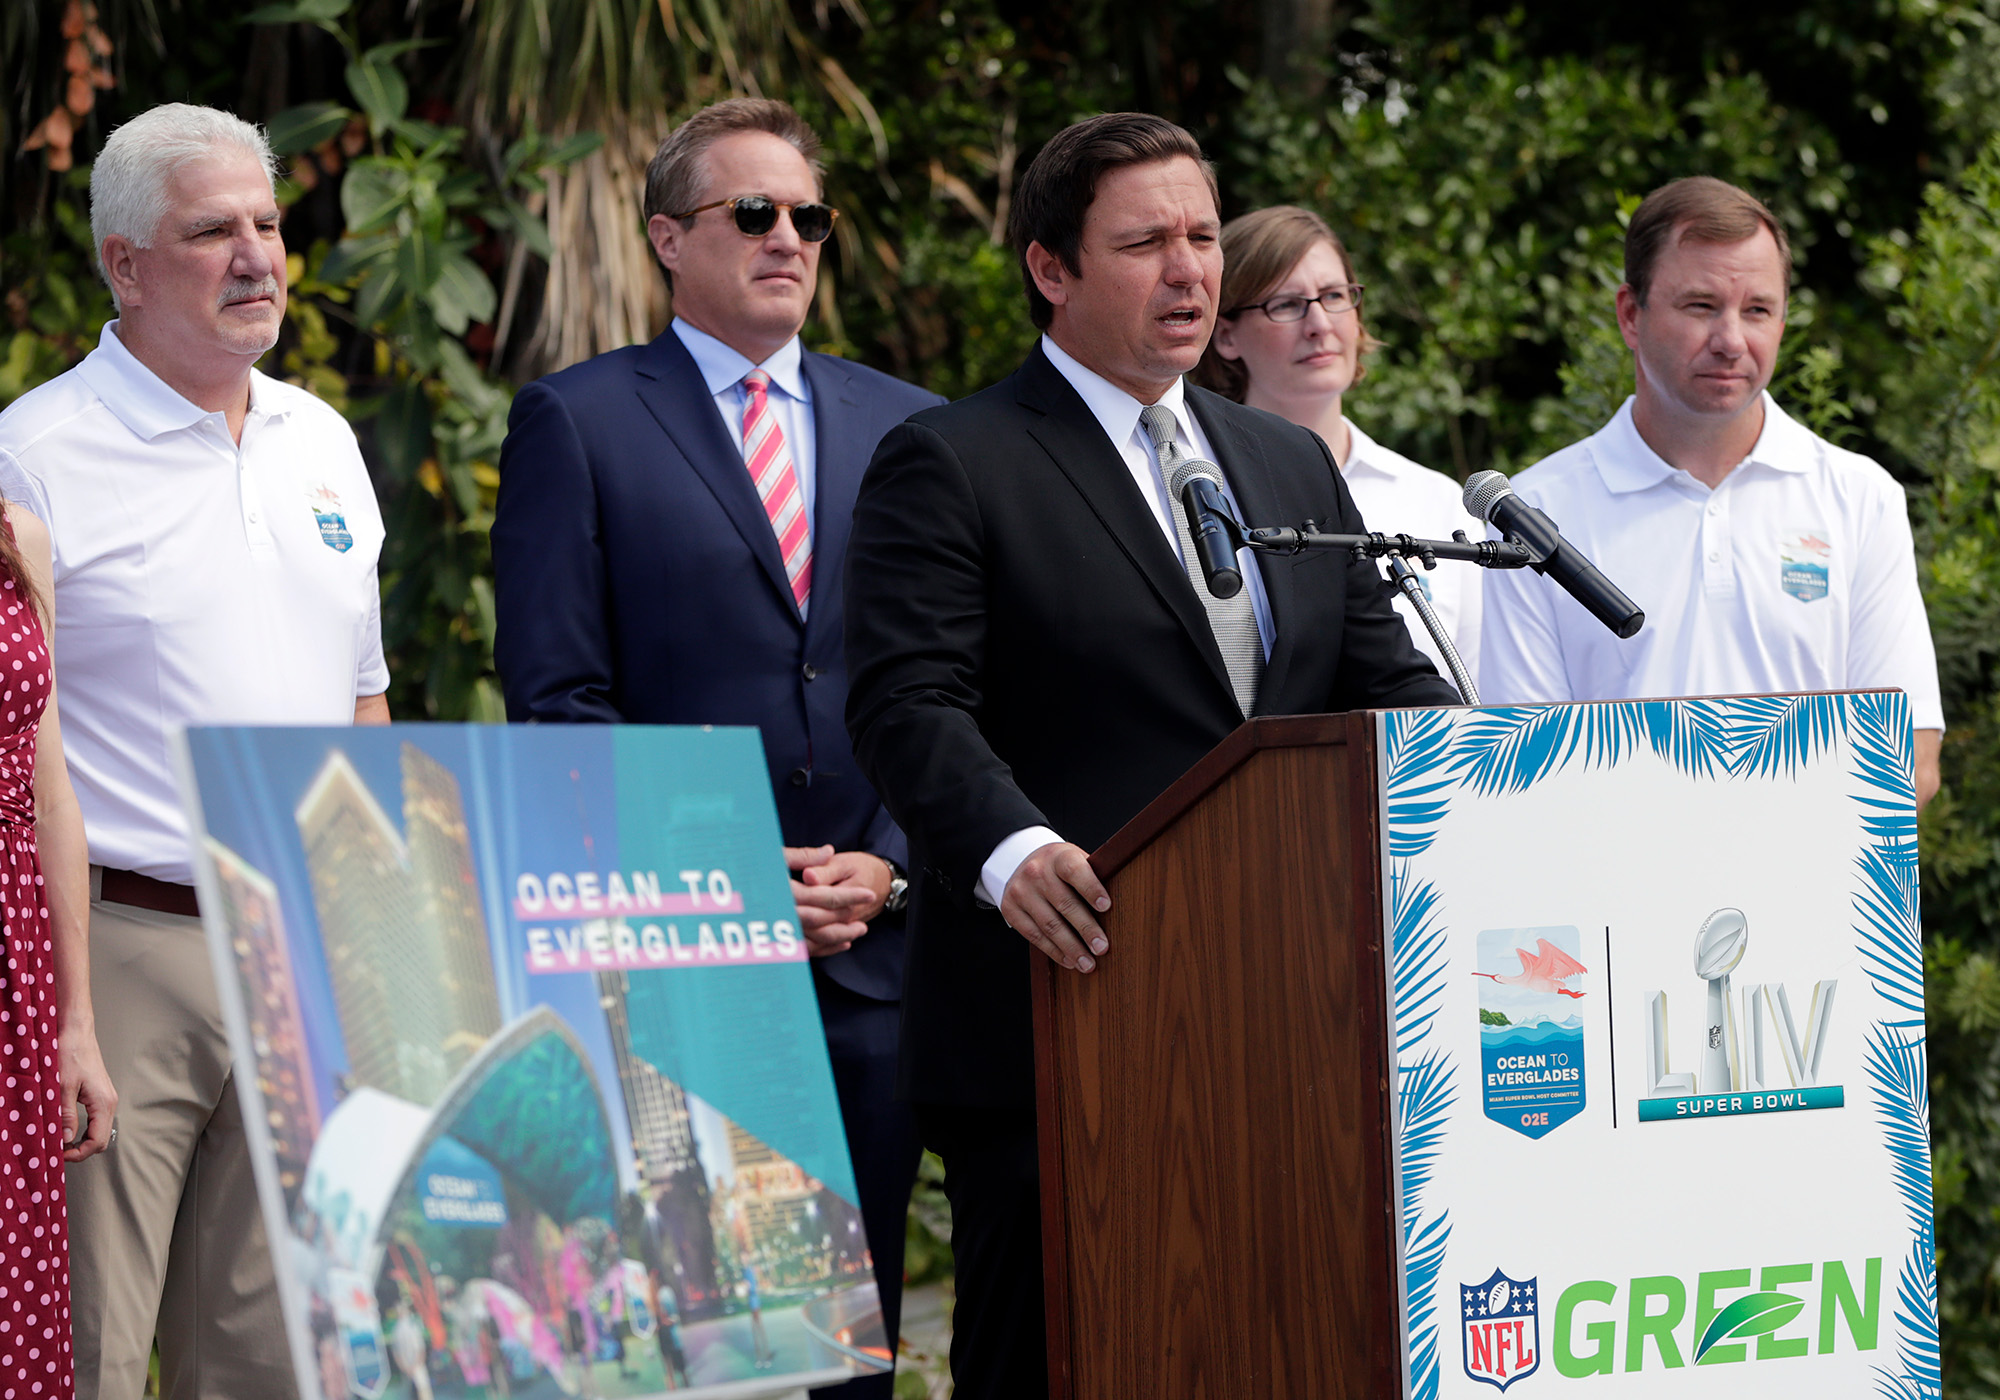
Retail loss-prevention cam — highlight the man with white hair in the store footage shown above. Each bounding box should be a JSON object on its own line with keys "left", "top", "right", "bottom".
{"left": 0, "top": 102, "right": 390, "bottom": 1398}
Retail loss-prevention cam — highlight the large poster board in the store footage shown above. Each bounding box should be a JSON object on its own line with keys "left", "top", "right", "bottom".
{"left": 1377, "top": 693, "right": 1936, "bottom": 1399}
{"left": 177, "top": 723, "right": 890, "bottom": 1400}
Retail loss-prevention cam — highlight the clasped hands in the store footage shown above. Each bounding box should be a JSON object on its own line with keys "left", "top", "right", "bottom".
{"left": 1001, "top": 841, "right": 1111, "bottom": 974}
{"left": 787, "top": 845, "right": 895, "bottom": 957}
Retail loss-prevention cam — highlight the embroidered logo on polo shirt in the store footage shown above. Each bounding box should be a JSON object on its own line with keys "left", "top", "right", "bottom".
{"left": 307, "top": 483, "right": 354, "bottom": 553}
{"left": 1779, "top": 526, "right": 1830, "bottom": 603}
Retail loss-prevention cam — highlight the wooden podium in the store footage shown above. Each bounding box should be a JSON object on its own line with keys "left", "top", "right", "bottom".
{"left": 1032, "top": 713, "right": 1403, "bottom": 1399}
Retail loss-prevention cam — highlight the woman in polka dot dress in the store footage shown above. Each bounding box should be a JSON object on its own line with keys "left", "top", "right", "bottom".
{"left": 0, "top": 503, "right": 117, "bottom": 1399}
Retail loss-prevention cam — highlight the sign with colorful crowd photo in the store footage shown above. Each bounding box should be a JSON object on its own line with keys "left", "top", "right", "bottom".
{"left": 1376, "top": 694, "right": 1936, "bottom": 1399}
{"left": 176, "top": 724, "right": 890, "bottom": 1400}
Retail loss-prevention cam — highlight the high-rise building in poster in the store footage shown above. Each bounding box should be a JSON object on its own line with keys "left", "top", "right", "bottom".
{"left": 295, "top": 747, "right": 502, "bottom": 1106}
{"left": 403, "top": 744, "right": 503, "bottom": 1065}
{"left": 596, "top": 969, "right": 699, "bottom": 1183}
{"left": 597, "top": 969, "right": 722, "bottom": 1311}
{"left": 203, "top": 838, "right": 320, "bottom": 1198}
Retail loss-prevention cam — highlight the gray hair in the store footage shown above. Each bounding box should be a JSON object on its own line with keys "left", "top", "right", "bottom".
{"left": 643, "top": 97, "right": 824, "bottom": 230}
{"left": 90, "top": 103, "right": 279, "bottom": 293}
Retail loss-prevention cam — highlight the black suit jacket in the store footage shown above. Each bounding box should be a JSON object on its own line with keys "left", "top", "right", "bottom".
{"left": 844, "top": 342, "right": 1463, "bottom": 1103}
{"left": 493, "top": 327, "right": 943, "bottom": 1001}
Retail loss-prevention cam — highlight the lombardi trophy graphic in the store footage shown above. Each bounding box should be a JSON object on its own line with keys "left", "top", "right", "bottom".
{"left": 1693, "top": 908, "right": 1749, "bottom": 1093}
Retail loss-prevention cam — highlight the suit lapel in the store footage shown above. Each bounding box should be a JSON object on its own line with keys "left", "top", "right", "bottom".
{"left": 801, "top": 352, "right": 861, "bottom": 646}
{"left": 632, "top": 330, "right": 800, "bottom": 623}
{"left": 1190, "top": 387, "right": 1304, "bottom": 712}
{"left": 1016, "top": 347, "right": 1236, "bottom": 705}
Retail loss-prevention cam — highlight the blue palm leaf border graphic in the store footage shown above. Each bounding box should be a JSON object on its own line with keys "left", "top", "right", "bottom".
{"left": 1380, "top": 694, "right": 1935, "bottom": 1398}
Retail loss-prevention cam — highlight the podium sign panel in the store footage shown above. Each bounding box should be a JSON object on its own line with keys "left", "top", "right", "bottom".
{"left": 177, "top": 724, "right": 890, "bottom": 1400}
{"left": 1378, "top": 693, "right": 1937, "bottom": 1398}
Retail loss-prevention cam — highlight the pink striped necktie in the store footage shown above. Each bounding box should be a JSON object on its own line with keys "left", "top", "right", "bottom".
{"left": 740, "top": 368, "right": 812, "bottom": 615}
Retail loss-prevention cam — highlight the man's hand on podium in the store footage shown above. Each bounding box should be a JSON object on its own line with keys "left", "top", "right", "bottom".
{"left": 1002, "top": 842, "right": 1112, "bottom": 973}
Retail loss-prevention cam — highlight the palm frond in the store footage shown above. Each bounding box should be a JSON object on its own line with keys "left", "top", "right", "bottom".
{"left": 1398, "top": 1048, "right": 1456, "bottom": 1400}
{"left": 1397, "top": 1047, "right": 1456, "bottom": 1220}
{"left": 1873, "top": 1245, "right": 1943, "bottom": 1400}
{"left": 1724, "top": 692, "right": 1849, "bottom": 779}
{"left": 1641, "top": 697, "right": 1732, "bottom": 777}
{"left": 1849, "top": 691, "right": 1919, "bottom": 856}
{"left": 1866, "top": 1025, "right": 1936, "bottom": 1237}
{"left": 1855, "top": 843, "right": 1926, "bottom": 1027}
{"left": 1446, "top": 700, "right": 1734, "bottom": 794}
{"left": 1390, "top": 867, "right": 1449, "bottom": 1055}
{"left": 1403, "top": 1210, "right": 1452, "bottom": 1400}
{"left": 1385, "top": 708, "right": 1457, "bottom": 858}
{"left": 1448, "top": 705, "right": 1589, "bottom": 795}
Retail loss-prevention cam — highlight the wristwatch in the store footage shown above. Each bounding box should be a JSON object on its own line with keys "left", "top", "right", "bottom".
{"left": 882, "top": 859, "right": 910, "bottom": 914}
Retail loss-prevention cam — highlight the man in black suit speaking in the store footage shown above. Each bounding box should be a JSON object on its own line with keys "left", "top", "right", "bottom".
{"left": 843, "top": 113, "right": 1462, "bottom": 1397}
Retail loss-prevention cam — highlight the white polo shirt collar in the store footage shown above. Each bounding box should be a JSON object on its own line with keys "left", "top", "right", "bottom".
{"left": 1593, "top": 392, "right": 1813, "bottom": 497}
{"left": 1340, "top": 417, "right": 1400, "bottom": 480}
{"left": 74, "top": 321, "right": 293, "bottom": 444}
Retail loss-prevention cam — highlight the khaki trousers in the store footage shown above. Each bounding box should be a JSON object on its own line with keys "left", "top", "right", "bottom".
{"left": 66, "top": 883, "right": 296, "bottom": 1400}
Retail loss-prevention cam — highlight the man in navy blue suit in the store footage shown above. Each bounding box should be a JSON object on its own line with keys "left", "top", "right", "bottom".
{"left": 491, "top": 98, "right": 941, "bottom": 1397}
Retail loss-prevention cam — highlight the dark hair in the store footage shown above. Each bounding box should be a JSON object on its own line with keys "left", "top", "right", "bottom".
{"left": 1194, "top": 204, "right": 1384, "bottom": 401}
{"left": 644, "top": 98, "right": 824, "bottom": 228}
{"left": 1006, "top": 112, "right": 1218, "bottom": 330}
{"left": 1624, "top": 176, "right": 1791, "bottom": 305}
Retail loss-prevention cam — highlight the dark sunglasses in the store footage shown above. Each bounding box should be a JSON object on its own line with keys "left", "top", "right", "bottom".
{"left": 671, "top": 195, "right": 840, "bottom": 243}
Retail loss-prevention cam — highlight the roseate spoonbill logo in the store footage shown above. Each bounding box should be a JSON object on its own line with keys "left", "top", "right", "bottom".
{"left": 1472, "top": 939, "right": 1588, "bottom": 998}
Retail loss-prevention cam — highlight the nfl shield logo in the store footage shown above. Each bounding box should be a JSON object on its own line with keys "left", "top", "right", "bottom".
{"left": 1461, "top": 1268, "right": 1540, "bottom": 1391}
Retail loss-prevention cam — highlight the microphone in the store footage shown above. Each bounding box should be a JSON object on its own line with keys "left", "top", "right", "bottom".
{"left": 1463, "top": 471, "right": 1645, "bottom": 639}
{"left": 1168, "top": 455, "right": 1244, "bottom": 599}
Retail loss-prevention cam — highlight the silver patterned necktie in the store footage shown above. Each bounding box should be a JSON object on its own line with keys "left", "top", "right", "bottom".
{"left": 1139, "top": 404, "right": 1263, "bottom": 719}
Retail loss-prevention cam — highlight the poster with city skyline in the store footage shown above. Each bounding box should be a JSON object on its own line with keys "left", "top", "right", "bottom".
{"left": 177, "top": 723, "right": 891, "bottom": 1400}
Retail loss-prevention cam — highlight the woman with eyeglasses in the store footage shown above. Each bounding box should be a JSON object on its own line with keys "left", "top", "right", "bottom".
{"left": 1196, "top": 205, "right": 1482, "bottom": 683}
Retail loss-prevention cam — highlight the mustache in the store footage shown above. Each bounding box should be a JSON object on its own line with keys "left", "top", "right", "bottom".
{"left": 217, "top": 276, "right": 280, "bottom": 309}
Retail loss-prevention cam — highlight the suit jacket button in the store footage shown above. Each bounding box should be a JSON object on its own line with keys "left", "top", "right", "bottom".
{"left": 789, "top": 768, "right": 810, "bottom": 787}
{"left": 802, "top": 663, "right": 820, "bottom": 681}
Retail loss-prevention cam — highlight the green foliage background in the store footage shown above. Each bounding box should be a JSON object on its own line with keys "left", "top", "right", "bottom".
{"left": 7, "top": 0, "right": 2000, "bottom": 1388}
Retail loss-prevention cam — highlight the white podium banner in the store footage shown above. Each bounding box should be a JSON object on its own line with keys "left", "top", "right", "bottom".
{"left": 1378, "top": 693, "right": 1936, "bottom": 1400}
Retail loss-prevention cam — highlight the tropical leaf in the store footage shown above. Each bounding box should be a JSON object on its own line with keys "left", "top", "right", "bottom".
{"left": 264, "top": 101, "right": 353, "bottom": 155}
{"left": 1449, "top": 705, "right": 1584, "bottom": 795}
{"left": 1724, "top": 692, "right": 1848, "bottom": 779}
{"left": 1391, "top": 866, "right": 1449, "bottom": 1055}
{"left": 425, "top": 251, "right": 497, "bottom": 334}
{"left": 1855, "top": 843, "right": 1925, "bottom": 1026}
{"left": 1639, "top": 697, "right": 1732, "bottom": 777}
{"left": 1404, "top": 1209, "right": 1451, "bottom": 1400}
{"left": 346, "top": 57, "right": 409, "bottom": 134}
{"left": 1848, "top": 691, "right": 1918, "bottom": 857}
{"left": 1385, "top": 707, "right": 1456, "bottom": 858}
{"left": 340, "top": 158, "right": 411, "bottom": 237}
{"left": 1398, "top": 1048, "right": 1456, "bottom": 1227}
{"left": 242, "top": 0, "right": 350, "bottom": 23}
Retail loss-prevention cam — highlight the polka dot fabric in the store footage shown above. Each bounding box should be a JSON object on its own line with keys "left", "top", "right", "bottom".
{"left": 0, "top": 576, "right": 72, "bottom": 1398}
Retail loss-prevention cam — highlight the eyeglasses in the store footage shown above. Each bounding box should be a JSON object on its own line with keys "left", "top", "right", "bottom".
{"left": 669, "top": 195, "right": 840, "bottom": 243}
{"left": 1226, "top": 284, "right": 1365, "bottom": 322}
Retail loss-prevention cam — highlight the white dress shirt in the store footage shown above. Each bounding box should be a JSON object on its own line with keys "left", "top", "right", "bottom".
{"left": 0, "top": 320, "right": 389, "bottom": 883}
{"left": 976, "top": 336, "right": 1278, "bottom": 907}
{"left": 1338, "top": 417, "right": 1483, "bottom": 683}
{"left": 1480, "top": 394, "right": 1944, "bottom": 731}
{"left": 672, "top": 318, "right": 817, "bottom": 526}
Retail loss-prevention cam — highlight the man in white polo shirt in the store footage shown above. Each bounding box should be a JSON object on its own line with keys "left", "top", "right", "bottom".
{"left": 1481, "top": 176, "right": 1943, "bottom": 806}
{"left": 0, "top": 104, "right": 389, "bottom": 1398}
